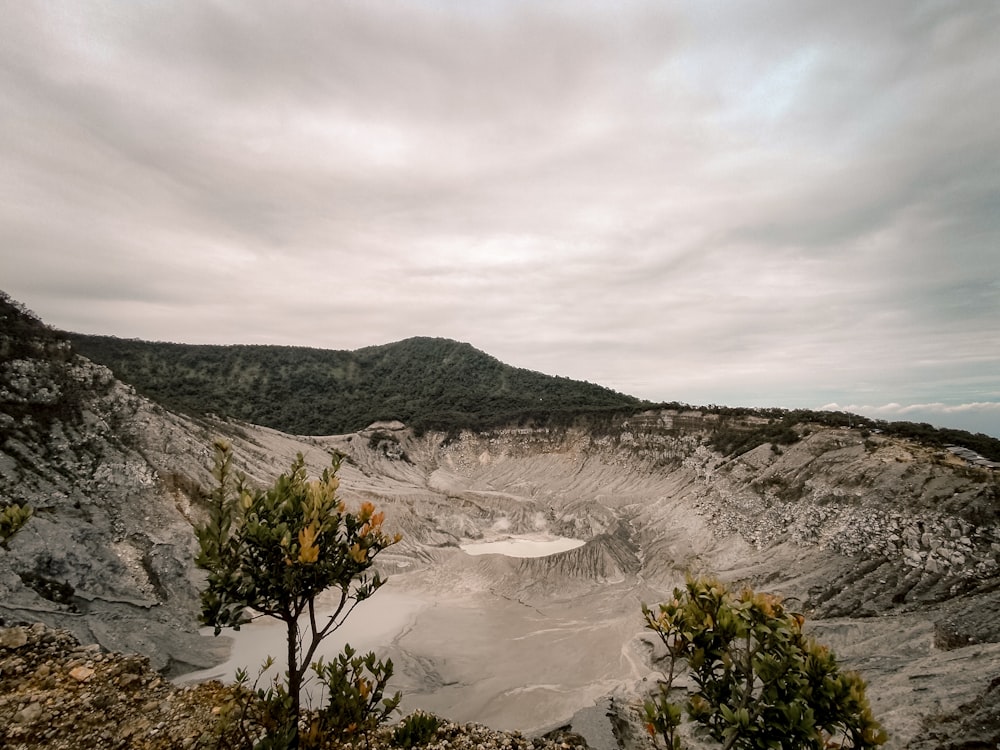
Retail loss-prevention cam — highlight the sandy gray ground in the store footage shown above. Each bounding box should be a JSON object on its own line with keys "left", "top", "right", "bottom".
{"left": 180, "top": 545, "right": 1000, "bottom": 749}
{"left": 385, "top": 576, "right": 654, "bottom": 733}
{"left": 179, "top": 570, "right": 661, "bottom": 736}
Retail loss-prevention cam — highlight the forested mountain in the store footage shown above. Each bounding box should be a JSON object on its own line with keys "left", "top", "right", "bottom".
{"left": 67, "top": 333, "right": 644, "bottom": 435}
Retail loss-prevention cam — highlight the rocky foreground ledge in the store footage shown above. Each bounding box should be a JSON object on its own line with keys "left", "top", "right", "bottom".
{"left": 0, "top": 623, "right": 580, "bottom": 750}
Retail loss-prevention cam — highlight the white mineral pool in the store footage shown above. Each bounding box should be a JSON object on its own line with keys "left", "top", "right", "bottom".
{"left": 459, "top": 535, "right": 585, "bottom": 558}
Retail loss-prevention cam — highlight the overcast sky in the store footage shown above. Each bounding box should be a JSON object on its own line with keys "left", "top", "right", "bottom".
{"left": 3, "top": 1, "right": 999, "bottom": 438}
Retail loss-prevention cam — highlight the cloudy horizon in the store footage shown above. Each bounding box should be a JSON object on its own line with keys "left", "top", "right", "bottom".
{"left": 3, "top": 2, "right": 999, "bottom": 438}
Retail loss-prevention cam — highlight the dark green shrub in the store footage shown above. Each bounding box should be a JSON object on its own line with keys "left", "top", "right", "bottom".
{"left": 214, "top": 660, "right": 297, "bottom": 750}
{"left": 642, "top": 576, "right": 887, "bottom": 750}
{"left": 312, "top": 644, "right": 400, "bottom": 741}
{"left": 368, "top": 430, "right": 397, "bottom": 450}
{"left": 393, "top": 711, "right": 443, "bottom": 748}
{"left": 709, "top": 420, "right": 801, "bottom": 457}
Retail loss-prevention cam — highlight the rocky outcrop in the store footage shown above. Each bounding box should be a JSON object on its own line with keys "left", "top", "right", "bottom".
{"left": 0, "top": 622, "right": 231, "bottom": 749}
{"left": 0, "top": 316, "right": 293, "bottom": 671}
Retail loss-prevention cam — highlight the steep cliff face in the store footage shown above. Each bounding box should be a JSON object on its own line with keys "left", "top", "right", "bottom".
{"left": 350, "top": 416, "right": 999, "bottom": 608}
{"left": 2, "top": 308, "right": 205, "bottom": 670}
{"left": 0, "top": 303, "right": 324, "bottom": 671}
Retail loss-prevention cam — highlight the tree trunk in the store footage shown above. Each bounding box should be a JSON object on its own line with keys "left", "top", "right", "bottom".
{"left": 286, "top": 617, "right": 301, "bottom": 749}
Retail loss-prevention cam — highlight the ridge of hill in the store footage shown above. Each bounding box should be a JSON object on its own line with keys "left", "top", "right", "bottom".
{"left": 64, "top": 328, "right": 1000, "bottom": 461}
{"left": 67, "top": 333, "right": 643, "bottom": 436}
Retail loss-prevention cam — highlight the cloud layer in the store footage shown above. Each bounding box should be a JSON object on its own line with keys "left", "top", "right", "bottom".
{"left": 2, "top": 1, "right": 999, "bottom": 436}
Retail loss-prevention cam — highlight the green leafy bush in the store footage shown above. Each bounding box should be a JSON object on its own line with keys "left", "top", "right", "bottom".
{"left": 312, "top": 644, "right": 400, "bottom": 740}
{"left": 392, "top": 711, "right": 443, "bottom": 748}
{"left": 213, "top": 659, "right": 297, "bottom": 750}
{"left": 709, "top": 420, "right": 801, "bottom": 457}
{"left": 642, "top": 576, "right": 886, "bottom": 750}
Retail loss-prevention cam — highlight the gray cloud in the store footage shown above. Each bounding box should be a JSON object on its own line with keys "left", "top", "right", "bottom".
{"left": 2, "top": 1, "right": 998, "bottom": 437}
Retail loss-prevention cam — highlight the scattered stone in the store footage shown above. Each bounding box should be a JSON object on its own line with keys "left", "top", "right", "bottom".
{"left": 69, "top": 665, "right": 95, "bottom": 682}
{"left": 13, "top": 701, "right": 43, "bottom": 724}
{"left": 0, "top": 627, "right": 28, "bottom": 649}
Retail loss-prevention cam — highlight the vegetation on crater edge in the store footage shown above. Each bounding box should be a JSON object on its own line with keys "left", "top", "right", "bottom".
{"left": 643, "top": 576, "right": 886, "bottom": 750}
{"left": 68, "top": 333, "right": 642, "bottom": 436}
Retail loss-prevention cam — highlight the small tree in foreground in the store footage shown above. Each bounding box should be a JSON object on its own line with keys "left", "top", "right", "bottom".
{"left": 196, "top": 440, "right": 401, "bottom": 748}
{"left": 642, "top": 576, "right": 886, "bottom": 750}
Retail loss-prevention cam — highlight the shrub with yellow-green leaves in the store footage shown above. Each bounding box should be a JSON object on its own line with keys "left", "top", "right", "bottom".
{"left": 196, "top": 440, "right": 401, "bottom": 749}
{"left": 0, "top": 501, "right": 32, "bottom": 548}
{"left": 642, "top": 576, "right": 886, "bottom": 750}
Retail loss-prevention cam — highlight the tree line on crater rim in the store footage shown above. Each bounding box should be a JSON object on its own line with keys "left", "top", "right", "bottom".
{"left": 2, "top": 291, "right": 997, "bottom": 460}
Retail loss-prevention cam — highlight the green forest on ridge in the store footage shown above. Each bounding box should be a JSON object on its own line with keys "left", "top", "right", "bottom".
{"left": 68, "top": 333, "right": 643, "bottom": 436}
